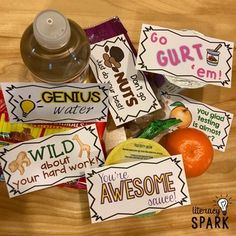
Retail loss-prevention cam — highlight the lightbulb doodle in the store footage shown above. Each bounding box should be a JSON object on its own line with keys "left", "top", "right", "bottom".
{"left": 14, "top": 94, "right": 43, "bottom": 118}
{"left": 213, "top": 194, "right": 232, "bottom": 216}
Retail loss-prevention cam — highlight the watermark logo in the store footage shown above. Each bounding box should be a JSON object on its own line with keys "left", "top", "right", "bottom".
{"left": 192, "top": 194, "right": 232, "bottom": 229}
{"left": 214, "top": 194, "right": 231, "bottom": 216}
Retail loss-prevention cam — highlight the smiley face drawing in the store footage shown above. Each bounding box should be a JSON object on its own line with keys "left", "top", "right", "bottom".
{"left": 103, "top": 45, "right": 124, "bottom": 72}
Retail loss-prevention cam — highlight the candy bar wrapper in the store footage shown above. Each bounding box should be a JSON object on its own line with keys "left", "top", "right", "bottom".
{"left": 85, "top": 17, "right": 162, "bottom": 126}
{"left": 85, "top": 17, "right": 137, "bottom": 53}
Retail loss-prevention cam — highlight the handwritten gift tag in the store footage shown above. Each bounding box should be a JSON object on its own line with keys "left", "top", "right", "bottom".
{"left": 161, "top": 92, "right": 233, "bottom": 151}
{"left": 136, "top": 24, "right": 234, "bottom": 88}
{"left": 86, "top": 155, "right": 190, "bottom": 223}
{"left": 89, "top": 34, "right": 161, "bottom": 126}
{"left": 1, "top": 83, "right": 109, "bottom": 123}
{"left": 0, "top": 124, "right": 105, "bottom": 198}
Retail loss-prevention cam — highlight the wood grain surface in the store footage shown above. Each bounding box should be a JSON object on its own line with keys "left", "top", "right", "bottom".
{"left": 0, "top": 0, "right": 236, "bottom": 235}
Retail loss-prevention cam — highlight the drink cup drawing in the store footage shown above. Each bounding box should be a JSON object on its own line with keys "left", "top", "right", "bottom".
{"left": 206, "top": 44, "right": 222, "bottom": 66}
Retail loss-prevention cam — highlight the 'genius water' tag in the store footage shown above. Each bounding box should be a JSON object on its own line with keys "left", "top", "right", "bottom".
{"left": 2, "top": 83, "right": 109, "bottom": 123}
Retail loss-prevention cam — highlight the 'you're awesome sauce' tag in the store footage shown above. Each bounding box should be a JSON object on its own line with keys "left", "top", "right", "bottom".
{"left": 86, "top": 155, "right": 190, "bottom": 223}
{"left": 136, "top": 24, "right": 234, "bottom": 88}
{"left": 89, "top": 34, "right": 161, "bottom": 126}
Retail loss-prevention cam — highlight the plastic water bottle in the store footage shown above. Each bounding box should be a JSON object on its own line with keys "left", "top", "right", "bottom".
{"left": 20, "top": 9, "right": 90, "bottom": 83}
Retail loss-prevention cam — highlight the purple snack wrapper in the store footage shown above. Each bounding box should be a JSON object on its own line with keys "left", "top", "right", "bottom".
{"left": 85, "top": 16, "right": 137, "bottom": 56}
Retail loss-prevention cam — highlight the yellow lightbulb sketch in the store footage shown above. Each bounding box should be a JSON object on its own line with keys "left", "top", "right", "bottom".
{"left": 20, "top": 99, "right": 36, "bottom": 117}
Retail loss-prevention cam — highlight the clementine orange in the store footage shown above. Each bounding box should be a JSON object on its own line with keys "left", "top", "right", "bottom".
{"left": 162, "top": 128, "right": 214, "bottom": 177}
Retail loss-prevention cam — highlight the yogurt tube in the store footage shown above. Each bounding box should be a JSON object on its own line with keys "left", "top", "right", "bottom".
{"left": 105, "top": 138, "right": 169, "bottom": 165}
{"left": 164, "top": 30, "right": 207, "bottom": 89}
{"left": 164, "top": 76, "right": 207, "bottom": 89}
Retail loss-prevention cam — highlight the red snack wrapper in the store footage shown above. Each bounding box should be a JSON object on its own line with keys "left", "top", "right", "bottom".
{"left": 0, "top": 90, "right": 9, "bottom": 120}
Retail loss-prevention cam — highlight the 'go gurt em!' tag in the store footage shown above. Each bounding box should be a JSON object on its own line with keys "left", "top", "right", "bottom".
{"left": 136, "top": 24, "right": 234, "bottom": 88}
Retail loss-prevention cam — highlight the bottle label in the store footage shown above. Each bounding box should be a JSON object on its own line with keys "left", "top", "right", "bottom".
{"left": 89, "top": 34, "right": 161, "bottom": 126}
{"left": 2, "top": 83, "right": 109, "bottom": 123}
{"left": 136, "top": 24, "right": 234, "bottom": 88}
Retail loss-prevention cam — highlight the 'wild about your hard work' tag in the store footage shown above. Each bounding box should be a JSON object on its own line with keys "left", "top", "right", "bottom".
{"left": 0, "top": 124, "right": 104, "bottom": 198}
{"left": 86, "top": 155, "right": 190, "bottom": 223}
{"left": 1, "top": 83, "right": 109, "bottom": 123}
{"left": 136, "top": 24, "right": 234, "bottom": 88}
